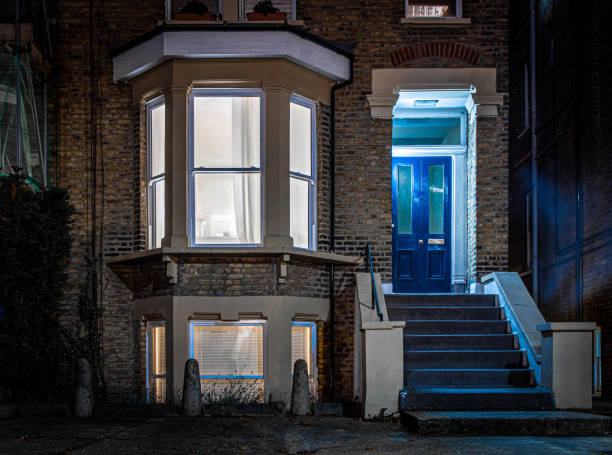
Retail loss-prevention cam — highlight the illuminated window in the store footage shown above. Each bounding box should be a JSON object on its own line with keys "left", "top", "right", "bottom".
{"left": 146, "top": 321, "right": 166, "bottom": 403}
{"left": 290, "top": 95, "right": 316, "bottom": 250}
{"left": 291, "top": 321, "right": 316, "bottom": 381}
{"left": 147, "top": 99, "right": 165, "bottom": 249}
{"left": 405, "top": 0, "right": 462, "bottom": 18}
{"left": 189, "top": 320, "right": 265, "bottom": 402}
{"left": 189, "top": 89, "right": 263, "bottom": 246}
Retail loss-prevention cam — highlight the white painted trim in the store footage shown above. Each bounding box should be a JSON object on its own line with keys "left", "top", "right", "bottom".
{"left": 112, "top": 30, "right": 351, "bottom": 82}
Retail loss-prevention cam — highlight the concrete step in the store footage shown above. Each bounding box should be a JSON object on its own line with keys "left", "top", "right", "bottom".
{"left": 402, "top": 410, "right": 612, "bottom": 435}
{"left": 399, "top": 387, "right": 554, "bottom": 410}
{"left": 404, "top": 350, "right": 527, "bottom": 369}
{"left": 403, "top": 320, "right": 511, "bottom": 335}
{"left": 386, "top": 294, "right": 497, "bottom": 308}
{"left": 404, "top": 368, "right": 535, "bottom": 387}
{"left": 388, "top": 306, "right": 502, "bottom": 321}
{"left": 404, "top": 334, "right": 519, "bottom": 351}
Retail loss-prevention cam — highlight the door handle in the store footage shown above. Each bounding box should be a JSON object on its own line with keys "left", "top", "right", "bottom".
{"left": 418, "top": 239, "right": 424, "bottom": 245}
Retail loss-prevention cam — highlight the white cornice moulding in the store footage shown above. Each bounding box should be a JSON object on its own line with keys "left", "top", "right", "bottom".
{"left": 368, "top": 68, "right": 504, "bottom": 118}
{"left": 112, "top": 30, "right": 351, "bottom": 83}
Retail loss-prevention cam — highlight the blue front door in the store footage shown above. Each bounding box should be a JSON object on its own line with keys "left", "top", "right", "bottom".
{"left": 392, "top": 156, "right": 451, "bottom": 293}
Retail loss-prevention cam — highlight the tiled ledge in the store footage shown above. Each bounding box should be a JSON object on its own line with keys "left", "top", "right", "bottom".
{"left": 106, "top": 246, "right": 362, "bottom": 266}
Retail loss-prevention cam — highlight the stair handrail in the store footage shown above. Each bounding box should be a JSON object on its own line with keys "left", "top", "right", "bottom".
{"left": 365, "top": 243, "right": 383, "bottom": 321}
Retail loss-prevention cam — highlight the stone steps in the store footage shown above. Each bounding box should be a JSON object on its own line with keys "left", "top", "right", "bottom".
{"left": 402, "top": 410, "right": 612, "bottom": 435}
{"left": 404, "top": 368, "right": 535, "bottom": 387}
{"left": 389, "top": 306, "right": 502, "bottom": 321}
{"left": 404, "top": 349, "right": 527, "bottom": 369}
{"left": 389, "top": 293, "right": 554, "bottom": 410}
{"left": 402, "top": 320, "right": 511, "bottom": 335}
{"left": 386, "top": 294, "right": 497, "bottom": 307}
{"left": 399, "top": 387, "right": 554, "bottom": 410}
{"left": 404, "top": 333, "right": 519, "bottom": 350}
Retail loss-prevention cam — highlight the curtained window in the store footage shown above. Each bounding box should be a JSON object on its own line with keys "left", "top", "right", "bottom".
{"left": 190, "top": 90, "right": 263, "bottom": 246}
{"left": 147, "top": 98, "right": 165, "bottom": 249}
{"left": 290, "top": 95, "right": 316, "bottom": 250}
{"left": 405, "top": 0, "right": 461, "bottom": 18}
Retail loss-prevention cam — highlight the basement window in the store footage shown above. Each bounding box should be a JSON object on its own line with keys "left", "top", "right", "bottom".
{"left": 146, "top": 321, "right": 166, "bottom": 403}
{"left": 189, "top": 89, "right": 263, "bottom": 246}
{"left": 189, "top": 320, "right": 265, "bottom": 402}
{"left": 291, "top": 321, "right": 317, "bottom": 382}
{"left": 290, "top": 95, "right": 316, "bottom": 250}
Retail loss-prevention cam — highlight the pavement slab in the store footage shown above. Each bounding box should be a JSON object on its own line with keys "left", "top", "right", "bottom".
{"left": 1, "top": 416, "right": 612, "bottom": 454}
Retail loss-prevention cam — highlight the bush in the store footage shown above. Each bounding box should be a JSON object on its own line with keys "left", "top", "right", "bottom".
{"left": 0, "top": 174, "right": 75, "bottom": 403}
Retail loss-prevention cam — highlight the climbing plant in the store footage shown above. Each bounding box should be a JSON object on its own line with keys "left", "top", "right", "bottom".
{"left": 0, "top": 174, "right": 75, "bottom": 402}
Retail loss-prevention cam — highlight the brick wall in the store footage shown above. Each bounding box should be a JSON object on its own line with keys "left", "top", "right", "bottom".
{"left": 51, "top": 0, "right": 510, "bottom": 402}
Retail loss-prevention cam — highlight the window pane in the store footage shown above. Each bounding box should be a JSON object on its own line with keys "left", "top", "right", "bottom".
{"left": 407, "top": 1, "right": 456, "bottom": 17}
{"left": 392, "top": 117, "right": 461, "bottom": 146}
{"left": 291, "top": 325, "right": 313, "bottom": 375}
{"left": 193, "top": 96, "right": 260, "bottom": 168}
{"left": 290, "top": 177, "right": 309, "bottom": 249}
{"left": 193, "top": 324, "right": 264, "bottom": 377}
{"left": 148, "top": 324, "right": 166, "bottom": 403}
{"left": 194, "top": 173, "right": 261, "bottom": 244}
{"left": 150, "top": 103, "right": 165, "bottom": 177}
{"left": 154, "top": 179, "right": 165, "bottom": 248}
{"left": 398, "top": 165, "right": 413, "bottom": 234}
{"left": 429, "top": 165, "right": 444, "bottom": 234}
{"left": 290, "top": 102, "right": 312, "bottom": 175}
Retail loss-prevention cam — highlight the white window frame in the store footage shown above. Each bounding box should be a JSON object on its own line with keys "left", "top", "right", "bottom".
{"left": 147, "top": 97, "right": 165, "bottom": 249}
{"left": 405, "top": 0, "right": 462, "bottom": 18}
{"left": 290, "top": 94, "right": 317, "bottom": 251}
{"left": 146, "top": 320, "right": 166, "bottom": 403}
{"left": 188, "top": 88, "right": 265, "bottom": 247}
{"left": 188, "top": 320, "right": 267, "bottom": 380}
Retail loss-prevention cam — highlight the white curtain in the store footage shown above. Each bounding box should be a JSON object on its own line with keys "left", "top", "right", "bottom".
{"left": 232, "top": 98, "right": 260, "bottom": 244}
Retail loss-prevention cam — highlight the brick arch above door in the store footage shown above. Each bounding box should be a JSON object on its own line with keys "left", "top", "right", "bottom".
{"left": 389, "top": 43, "right": 480, "bottom": 67}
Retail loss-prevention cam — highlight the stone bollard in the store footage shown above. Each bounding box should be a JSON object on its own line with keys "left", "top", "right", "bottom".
{"left": 290, "top": 359, "right": 311, "bottom": 416}
{"left": 74, "top": 358, "right": 94, "bottom": 418}
{"left": 182, "top": 359, "right": 202, "bottom": 416}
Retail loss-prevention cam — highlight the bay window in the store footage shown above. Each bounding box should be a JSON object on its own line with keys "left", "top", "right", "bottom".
{"left": 147, "top": 98, "right": 165, "bottom": 249}
{"left": 290, "top": 95, "right": 316, "bottom": 250}
{"left": 189, "top": 89, "right": 263, "bottom": 246}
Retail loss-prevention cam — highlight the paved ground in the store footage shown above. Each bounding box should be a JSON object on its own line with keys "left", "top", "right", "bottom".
{"left": 1, "top": 416, "right": 612, "bottom": 454}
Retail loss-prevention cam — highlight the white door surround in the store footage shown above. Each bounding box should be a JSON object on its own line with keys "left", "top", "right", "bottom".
{"left": 369, "top": 69, "right": 502, "bottom": 294}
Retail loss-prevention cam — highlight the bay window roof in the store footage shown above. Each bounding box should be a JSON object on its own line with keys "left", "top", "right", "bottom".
{"left": 111, "top": 23, "right": 353, "bottom": 83}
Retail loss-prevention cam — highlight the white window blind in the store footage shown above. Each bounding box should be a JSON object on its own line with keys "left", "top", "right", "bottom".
{"left": 291, "top": 322, "right": 315, "bottom": 377}
{"left": 191, "top": 323, "right": 264, "bottom": 378}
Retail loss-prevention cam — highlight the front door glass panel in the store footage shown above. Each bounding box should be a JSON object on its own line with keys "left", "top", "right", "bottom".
{"left": 398, "top": 165, "right": 413, "bottom": 234}
{"left": 428, "top": 164, "right": 444, "bottom": 234}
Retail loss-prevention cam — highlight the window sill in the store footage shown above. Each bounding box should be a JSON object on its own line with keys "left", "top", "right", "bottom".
{"left": 106, "top": 246, "right": 362, "bottom": 266}
{"left": 401, "top": 17, "right": 471, "bottom": 26}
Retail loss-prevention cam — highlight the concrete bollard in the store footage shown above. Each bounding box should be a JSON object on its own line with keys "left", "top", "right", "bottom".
{"left": 182, "top": 359, "right": 202, "bottom": 416}
{"left": 74, "top": 358, "right": 94, "bottom": 418}
{"left": 290, "top": 359, "right": 311, "bottom": 416}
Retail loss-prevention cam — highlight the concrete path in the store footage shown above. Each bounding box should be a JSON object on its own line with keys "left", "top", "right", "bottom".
{"left": 1, "top": 416, "right": 612, "bottom": 454}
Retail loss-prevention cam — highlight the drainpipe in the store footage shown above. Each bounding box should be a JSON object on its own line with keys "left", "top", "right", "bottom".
{"left": 529, "top": 0, "right": 538, "bottom": 305}
{"left": 328, "top": 56, "right": 353, "bottom": 401}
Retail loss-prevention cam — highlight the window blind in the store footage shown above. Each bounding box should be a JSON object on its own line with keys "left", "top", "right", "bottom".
{"left": 192, "top": 324, "right": 264, "bottom": 378}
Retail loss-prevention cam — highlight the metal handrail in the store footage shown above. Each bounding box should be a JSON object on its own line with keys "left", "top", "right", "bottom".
{"left": 365, "top": 243, "right": 383, "bottom": 321}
